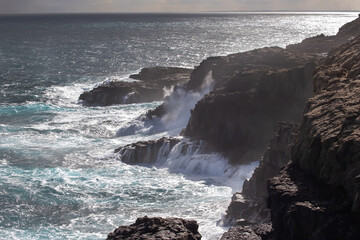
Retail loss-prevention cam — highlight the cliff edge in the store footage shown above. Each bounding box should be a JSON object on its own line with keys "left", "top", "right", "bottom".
{"left": 267, "top": 34, "right": 360, "bottom": 240}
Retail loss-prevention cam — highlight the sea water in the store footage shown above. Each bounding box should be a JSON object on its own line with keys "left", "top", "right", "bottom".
{"left": 0, "top": 12, "right": 358, "bottom": 239}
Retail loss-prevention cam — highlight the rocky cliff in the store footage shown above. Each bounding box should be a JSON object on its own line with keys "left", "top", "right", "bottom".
{"left": 107, "top": 216, "right": 201, "bottom": 240}
{"left": 224, "top": 123, "right": 298, "bottom": 225}
{"left": 267, "top": 35, "right": 360, "bottom": 240}
{"left": 183, "top": 48, "right": 318, "bottom": 164}
{"left": 79, "top": 67, "right": 191, "bottom": 105}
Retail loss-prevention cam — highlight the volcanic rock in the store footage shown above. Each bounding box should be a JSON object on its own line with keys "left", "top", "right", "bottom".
{"left": 267, "top": 35, "right": 360, "bottom": 240}
{"left": 183, "top": 47, "right": 319, "bottom": 164}
{"left": 115, "top": 137, "right": 211, "bottom": 165}
{"left": 268, "top": 164, "right": 360, "bottom": 240}
{"left": 107, "top": 216, "right": 201, "bottom": 240}
{"left": 79, "top": 67, "right": 191, "bottom": 105}
{"left": 220, "top": 223, "right": 272, "bottom": 240}
{"left": 224, "top": 123, "right": 298, "bottom": 225}
{"left": 115, "top": 137, "right": 181, "bottom": 165}
{"left": 292, "top": 35, "right": 360, "bottom": 208}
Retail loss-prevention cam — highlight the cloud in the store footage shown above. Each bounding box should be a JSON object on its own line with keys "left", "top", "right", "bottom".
{"left": 0, "top": 0, "right": 358, "bottom": 14}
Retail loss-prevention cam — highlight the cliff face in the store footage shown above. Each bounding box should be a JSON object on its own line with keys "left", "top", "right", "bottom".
{"left": 267, "top": 35, "right": 360, "bottom": 240}
{"left": 224, "top": 123, "right": 298, "bottom": 225}
{"left": 183, "top": 48, "right": 318, "bottom": 164}
{"left": 292, "top": 35, "right": 360, "bottom": 208}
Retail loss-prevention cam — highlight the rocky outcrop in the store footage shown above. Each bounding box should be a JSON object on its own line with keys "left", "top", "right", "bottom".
{"left": 115, "top": 137, "right": 211, "bottom": 165}
{"left": 286, "top": 15, "right": 360, "bottom": 54}
{"left": 115, "top": 137, "right": 181, "bottom": 165}
{"left": 224, "top": 123, "right": 298, "bottom": 225}
{"left": 292, "top": 35, "right": 360, "bottom": 209}
{"left": 221, "top": 223, "right": 272, "bottom": 240}
{"left": 107, "top": 216, "right": 201, "bottom": 240}
{"left": 185, "top": 47, "right": 319, "bottom": 93}
{"left": 79, "top": 67, "right": 191, "bottom": 105}
{"left": 267, "top": 35, "right": 360, "bottom": 240}
{"left": 183, "top": 48, "right": 318, "bottom": 164}
{"left": 268, "top": 164, "right": 360, "bottom": 240}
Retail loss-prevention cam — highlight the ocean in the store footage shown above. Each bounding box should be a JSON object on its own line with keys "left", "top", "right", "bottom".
{"left": 0, "top": 12, "right": 358, "bottom": 239}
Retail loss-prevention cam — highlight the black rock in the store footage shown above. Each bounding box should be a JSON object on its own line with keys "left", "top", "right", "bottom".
{"left": 79, "top": 67, "right": 192, "bottom": 106}
{"left": 106, "top": 216, "right": 202, "bottom": 240}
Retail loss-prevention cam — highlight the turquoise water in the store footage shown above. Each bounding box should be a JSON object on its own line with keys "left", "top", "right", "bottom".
{"left": 0, "top": 12, "right": 358, "bottom": 239}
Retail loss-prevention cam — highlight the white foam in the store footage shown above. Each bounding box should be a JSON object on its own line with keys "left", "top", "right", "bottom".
{"left": 160, "top": 71, "right": 214, "bottom": 133}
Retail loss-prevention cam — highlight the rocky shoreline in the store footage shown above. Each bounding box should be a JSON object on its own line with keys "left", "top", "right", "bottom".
{"left": 104, "top": 15, "right": 360, "bottom": 239}
{"left": 79, "top": 67, "right": 192, "bottom": 105}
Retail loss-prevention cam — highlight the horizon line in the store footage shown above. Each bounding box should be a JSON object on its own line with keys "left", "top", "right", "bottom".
{"left": 0, "top": 10, "right": 359, "bottom": 16}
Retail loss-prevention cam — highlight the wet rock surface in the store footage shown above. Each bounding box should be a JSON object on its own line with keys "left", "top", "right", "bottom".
{"left": 115, "top": 137, "right": 181, "bottom": 165}
{"left": 183, "top": 47, "right": 318, "bottom": 164}
{"left": 79, "top": 67, "right": 191, "bottom": 105}
{"left": 115, "top": 137, "right": 211, "bottom": 165}
{"left": 224, "top": 123, "right": 298, "bottom": 225}
{"left": 107, "top": 216, "right": 201, "bottom": 240}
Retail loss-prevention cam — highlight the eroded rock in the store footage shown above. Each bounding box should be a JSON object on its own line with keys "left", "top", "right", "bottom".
{"left": 79, "top": 67, "right": 191, "bottom": 105}
{"left": 268, "top": 164, "right": 359, "bottom": 240}
{"left": 268, "top": 35, "right": 360, "bottom": 240}
{"left": 183, "top": 48, "right": 318, "bottom": 164}
{"left": 107, "top": 216, "right": 202, "bottom": 240}
{"left": 224, "top": 123, "right": 298, "bottom": 225}
{"left": 115, "top": 137, "right": 181, "bottom": 164}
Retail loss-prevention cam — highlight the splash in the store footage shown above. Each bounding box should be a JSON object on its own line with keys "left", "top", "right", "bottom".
{"left": 160, "top": 71, "right": 214, "bottom": 133}
{"left": 117, "top": 138, "right": 258, "bottom": 191}
{"left": 116, "top": 71, "right": 215, "bottom": 137}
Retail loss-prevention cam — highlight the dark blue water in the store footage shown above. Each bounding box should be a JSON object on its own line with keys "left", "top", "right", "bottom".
{"left": 0, "top": 12, "right": 358, "bottom": 239}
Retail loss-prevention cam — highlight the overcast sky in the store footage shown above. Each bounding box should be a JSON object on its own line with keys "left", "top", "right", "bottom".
{"left": 0, "top": 0, "right": 359, "bottom": 14}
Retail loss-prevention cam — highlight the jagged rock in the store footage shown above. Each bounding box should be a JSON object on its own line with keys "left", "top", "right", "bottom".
{"left": 286, "top": 15, "right": 360, "bottom": 54}
{"left": 183, "top": 48, "right": 318, "bottom": 164}
{"left": 224, "top": 123, "right": 298, "bottom": 225}
{"left": 268, "top": 35, "right": 360, "bottom": 240}
{"left": 292, "top": 35, "right": 360, "bottom": 208}
{"left": 115, "top": 137, "right": 181, "bottom": 164}
{"left": 115, "top": 137, "right": 211, "bottom": 165}
{"left": 268, "top": 164, "right": 360, "bottom": 240}
{"left": 220, "top": 223, "right": 272, "bottom": 240}
{"left": 79, "top": 67, "right": 191, "bottom": 105}
{"left": 106, "top": 216, "right": 202, "bottom": 240}
{"left": 185, "top": 46, "right": 319, "bottom": 92}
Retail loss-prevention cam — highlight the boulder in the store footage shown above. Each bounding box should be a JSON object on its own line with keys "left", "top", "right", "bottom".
{"left": 107, "top": 216, "right": 201, "bottom": 240}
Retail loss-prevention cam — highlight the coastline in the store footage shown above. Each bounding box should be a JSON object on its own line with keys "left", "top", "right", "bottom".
{"left": 106, "top": 14, "right": 360, "bottom": 239}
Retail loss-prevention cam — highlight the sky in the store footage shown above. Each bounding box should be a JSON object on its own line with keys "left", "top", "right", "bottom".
{"left": 0, "top": 0, "right": 359, "bottom": 14}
